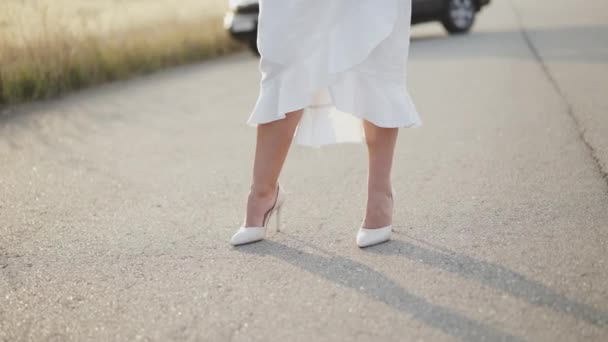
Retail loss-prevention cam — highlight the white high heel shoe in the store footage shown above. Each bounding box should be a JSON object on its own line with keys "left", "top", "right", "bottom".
{"left": 230, "top": 185, "right": 286, "bottom": 246}
{"left": 356, "top": 188, "right": 395, "bottom": 248}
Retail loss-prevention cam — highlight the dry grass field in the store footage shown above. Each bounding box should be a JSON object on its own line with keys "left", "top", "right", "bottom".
{"left": 0, "top": 0, "right": 241, "bottom": 105}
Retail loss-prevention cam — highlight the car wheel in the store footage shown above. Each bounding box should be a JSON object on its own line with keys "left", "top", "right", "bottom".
{"left": 442, "top": 0, "right": 476, "bottom": 34}
{"left": 249, "top": 37, "right": 260, "bottom": 56}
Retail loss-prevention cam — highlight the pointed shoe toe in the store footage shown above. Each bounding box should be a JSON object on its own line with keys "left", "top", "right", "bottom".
{"left": 356, "top": 226, "right": 392, "bottom": 248}
{"left": 230, "top": 227, "right": 266, "bottom": 246}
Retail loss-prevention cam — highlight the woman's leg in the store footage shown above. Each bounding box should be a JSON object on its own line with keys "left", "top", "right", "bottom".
{"left": 244, "top": 110, "right": 303, "bottom": 227}
{"left": 363, "top": 121, "right": 398, "bottom": 229}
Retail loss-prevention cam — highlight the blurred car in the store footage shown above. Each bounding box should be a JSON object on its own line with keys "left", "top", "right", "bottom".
{"left": 225, "top": 0, "right": 491, "bottom": 55}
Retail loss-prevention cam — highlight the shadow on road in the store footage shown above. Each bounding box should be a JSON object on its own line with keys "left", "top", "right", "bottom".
{"left": 237, "top": 240, "right": 523, "bottom": 342}
{"left": 236, "top": 232, "right": 608, "bottom": 339}
{"left": 367, "top": 236, "right": 608, "bottom": 329}
{"left": 411, "top": 25, "right": 608, "bottom": 64}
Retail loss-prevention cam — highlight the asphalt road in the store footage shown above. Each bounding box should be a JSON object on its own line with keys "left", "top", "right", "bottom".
{"left": 1, "top": 0, "right": 607, "bottom": 341}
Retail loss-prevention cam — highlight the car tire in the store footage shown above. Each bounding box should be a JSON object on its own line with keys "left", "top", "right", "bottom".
{"left": 249, "top": 38, "right": 260, "bottom": 56}
{"left": 442, "top": 0, "right": 477, "bottom": 34}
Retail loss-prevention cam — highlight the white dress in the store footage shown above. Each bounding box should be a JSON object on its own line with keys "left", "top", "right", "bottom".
{"left": 248, "top": 0, "right": 421, "bottom": 147}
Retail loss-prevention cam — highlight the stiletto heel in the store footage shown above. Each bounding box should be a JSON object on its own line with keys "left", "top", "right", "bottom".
{"left": 230, "top": 184, "right": 286, "bottom": 246}
{"left": 276, "top": 206, "right": 281, "bottom": 232}
{"left": 356, "top": 188, "right": 396, "bottom": 248}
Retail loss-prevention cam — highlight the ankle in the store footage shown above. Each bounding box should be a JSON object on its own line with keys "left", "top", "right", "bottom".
{"left": 249, "top": 183, "right": 277, "bottom": 200}
{"left": 368, "top": 185, "right": 393, "bottom": 199}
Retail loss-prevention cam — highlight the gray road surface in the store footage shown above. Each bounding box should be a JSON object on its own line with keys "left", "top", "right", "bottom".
{"left": 1, "top": 0, "right": 607, "bottom": 341}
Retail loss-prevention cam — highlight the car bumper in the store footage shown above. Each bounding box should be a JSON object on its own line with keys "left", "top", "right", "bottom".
{"left": 224, "top": 11, "right": 258, "bottom": 40}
